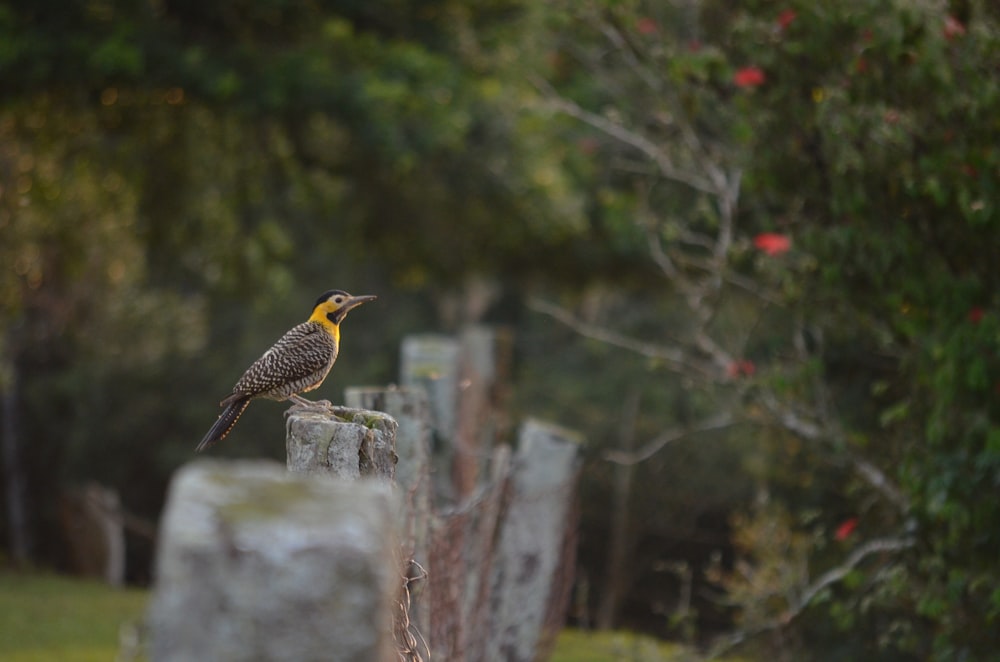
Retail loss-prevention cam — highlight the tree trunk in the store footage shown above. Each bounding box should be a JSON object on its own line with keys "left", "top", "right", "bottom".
{"left": 596, "top": 389, "right": 640, "bottom": 630}
{"left": 0, "top": 355, "right": 30, "bottom": 563}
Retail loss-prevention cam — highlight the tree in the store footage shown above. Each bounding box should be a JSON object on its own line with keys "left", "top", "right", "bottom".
{"left": 0, "top": 0, "right": 589, "bottom": 570}
{"left": 525, "top": 0, "right": 1000, "bottom": 657}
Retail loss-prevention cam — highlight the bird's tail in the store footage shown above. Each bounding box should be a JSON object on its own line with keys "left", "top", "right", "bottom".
{"left": 196, "top": 396, "right": 251, "bottom": 452}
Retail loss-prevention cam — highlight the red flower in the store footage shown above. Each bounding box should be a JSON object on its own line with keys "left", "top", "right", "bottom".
{"left": 753, "top": 233, "right": 792, "bottom": 256}
{"left": 726, "top": 360, "right": 756, "bottom": 379}
{"left": 636, "top": 17, "right": 659, "bottom": 35}
{"left": 968, "top": 307, "right": 985, "bottom": 324}
{"left": 834, "top": 518, "right": 859, "bottom": 541}
{"left": 777, "top": 10, "right": 797, "bottom": 30}
{"left": 733, "top": 66, "right": 766, "bottom": 88}
{"left": 943, "top": 15, "right": 966, "bottom": 40}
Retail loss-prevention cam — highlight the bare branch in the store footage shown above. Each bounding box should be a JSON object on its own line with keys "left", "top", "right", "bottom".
{"left": 528, "top": 297, "right": 721, "bottom": 381}
{"left": 757, "top": 390, "right": 825, "bottom": 440}
{"left": 798, "top": 536, "right": 914, "bottom": 607}
{"left": 722, "top": 269, "right": 785, "bottom": 306}
{"left": 692, "top": 330, "right": 734, "bottom": 373}
{"left": 757, "top": 390, "right": 910, "bottom": 513}
{"left": 531, "top": 77, "right": 718, "bottom": 196}
{"left": 709, "top": 535, "right": 915, "bottom": 659}
{"left": 587, "top": 9, "right": 720, "bottom": 183}
{"left": 850, "top": 456, "right": 910, "bottom": 512}
{"left": 675, "top": 228, "right": 718, "bottom": 253}
{"left": 604, "top": 412, "right": 739, "bottom": 465}
{"left": 714, "top": 168, "right": 741, "bottom": 262}
{"left": 592, "top": 17, "right": 664, "bottom": 95}
{"left": 643, "top": 212, "right": 682, "bottom": 282}
{"left": 649, "top": 229, "right": 785, "bottom": 306}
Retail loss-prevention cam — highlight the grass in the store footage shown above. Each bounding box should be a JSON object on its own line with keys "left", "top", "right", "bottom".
{"left": 0, "top": 571, "right": 148, "bottom": 662}
{"left": 0, "top": 571, "right": 732, "bottom": 662}
{"left": 551, "top": 629, "right": 705, "bottom": 662}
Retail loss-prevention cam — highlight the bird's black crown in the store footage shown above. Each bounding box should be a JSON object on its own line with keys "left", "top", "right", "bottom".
{"left": 314, "top": 289, "right": 349, "bottom": 309}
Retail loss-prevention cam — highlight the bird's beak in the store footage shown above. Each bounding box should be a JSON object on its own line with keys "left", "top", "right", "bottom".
{"left": 345, "top": 294, "right": 377, "bottom": 310}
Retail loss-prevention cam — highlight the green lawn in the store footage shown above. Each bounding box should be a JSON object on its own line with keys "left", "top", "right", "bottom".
{"left": 551, "top": 629, "right": 709, "bottom": 662}
{"left": 0, "top": 571, "right": 148, "bottom": 662}
{"left": 0, "top": 571, "right": 728, "bottom": 661}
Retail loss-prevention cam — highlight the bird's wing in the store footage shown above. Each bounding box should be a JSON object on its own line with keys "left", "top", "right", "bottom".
{"left": 231, "top": 322, "right": 335, "bottom": 398}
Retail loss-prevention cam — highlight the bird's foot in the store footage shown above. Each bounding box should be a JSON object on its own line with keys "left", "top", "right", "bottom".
{"left": 285, "top": 395, "right": 339, "bottom": 418}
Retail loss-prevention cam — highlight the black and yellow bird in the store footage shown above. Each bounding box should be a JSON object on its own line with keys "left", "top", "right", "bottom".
{"left": 196, "top": 289, "right": 376, "bottom": 452}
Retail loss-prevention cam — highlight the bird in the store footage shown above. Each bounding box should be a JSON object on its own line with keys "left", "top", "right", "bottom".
{"left": 195, "top": 289, "right": 377, "bottom": 452}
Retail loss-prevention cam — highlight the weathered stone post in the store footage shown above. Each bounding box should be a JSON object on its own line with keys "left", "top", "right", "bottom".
{"left": 286, "top": 405, "right": 398, "bottom": 479}
{"left": 400, "top": 334, "right": 460, "bottom": 502}
{"left": 486, "top": 419, "right": 582, "bottom": 662}
{"left": 148, "top": 460, "right": 398, "bottom": 662}
{"left": 345, "top": 387, "right": 433, "bottom": 659}
{"left": 452, "top": 326, "right": 513, "bottom": 499}
{"left": 400, "top": 328, "right": 512, "bottom": 504}
{"left": 344, "top": 388, "right": 431, "bottom": 517}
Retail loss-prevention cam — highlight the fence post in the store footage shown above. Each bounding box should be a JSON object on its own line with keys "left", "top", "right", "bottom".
{"left": 487, "top": 419, "right": 582, "bottom": 662}
{"left": 400, "top": 334, "right": 460, "bottom": 502}
{"left": 345, "top": 386, "right": 433, "bottom": 647}
{"left": 286, "top": 405, "right": 398, "bottom": 480}
{"left": 400, "top": 328, "right": 513, "bottom": 504}
{"left": 149, "top": 460, "right": 398, "bottom": 662}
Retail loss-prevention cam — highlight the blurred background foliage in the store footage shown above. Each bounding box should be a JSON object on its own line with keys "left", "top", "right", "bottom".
{"left": 2, "top": 0, "right": 999, "bottom": 659}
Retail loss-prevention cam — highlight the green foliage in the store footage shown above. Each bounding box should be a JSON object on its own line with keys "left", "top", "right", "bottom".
{"left": 524, "top": 0, "right": 1000, "bottom": 657}
{"left": 2, "top": 0, "right": 1000, "bottom": 658}
{"left": 587, "top": 0, "right": 1000, "bottom": 654}
{"left": 732, "top": 0, "right": 1000, "bottom": 657}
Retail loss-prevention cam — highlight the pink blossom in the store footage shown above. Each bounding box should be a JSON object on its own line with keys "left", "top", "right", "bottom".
{"left": 834, "top": 518, "right": 859, "bottom": 541}
{"left": 943, "top": 15, "right": 966, "bottom": 40}
{"left": 753, "top": 233, "right": 792, "bottom": 256}
{"left": 636, "top": 17, "right": 659, "bottom": 35}
{"left": 734, "top": 66, "right": 766, "bottom": 88}
{"left": 777, "top": 10, "right": 797, "bottom": 30}
{"left": 727, "top": 360, "right": 756, "bottom": 379}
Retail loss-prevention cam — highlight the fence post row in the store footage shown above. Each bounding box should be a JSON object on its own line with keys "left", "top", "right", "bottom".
{"left": 149, "top": 326, "right": 580, "bottom": 662}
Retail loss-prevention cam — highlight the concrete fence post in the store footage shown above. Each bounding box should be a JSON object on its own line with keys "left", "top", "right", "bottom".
{"left": 487, "top": 419, "right": 582, "bottom": 662}
{"left": 345, "top": 387, "right": 433, "bottom": 647}
{"left": 285, "top": 405, "right": 398, "bottom": 480}
{"left": 149, "top": 460, "right": 398, "bottom": 662}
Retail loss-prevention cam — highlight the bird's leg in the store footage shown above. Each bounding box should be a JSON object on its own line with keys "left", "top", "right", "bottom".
{"left": 284, "top": 395, "right": 347, "bottom": 421}
{"left": 288, "top": 393, "right": 333, "bottom": 408}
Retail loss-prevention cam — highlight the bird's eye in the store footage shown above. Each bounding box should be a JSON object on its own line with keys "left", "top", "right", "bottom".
{"left": 334, "top": 296, "right": 344, "bottom": 304}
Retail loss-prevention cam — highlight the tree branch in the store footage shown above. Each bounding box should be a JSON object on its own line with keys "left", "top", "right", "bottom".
{"left": 709, "top": 535, "right": 915, "bottom": 658}
{"left": 798, "top": 536, "right": 914, "bottom": 607}
{"left": 531, "top": 77, "right": 718, "bottom": 196}
{"left": 603, "top": 412, "right": 739, "bottom": 465}
{"left": 850, "top": 455, "right": 910, "bottom": 512}
{"left": 757, "top": 390, "right": 910, "bottom": 513}
{"left": 528, "top": 297, "right": 721, "bottom": 381}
